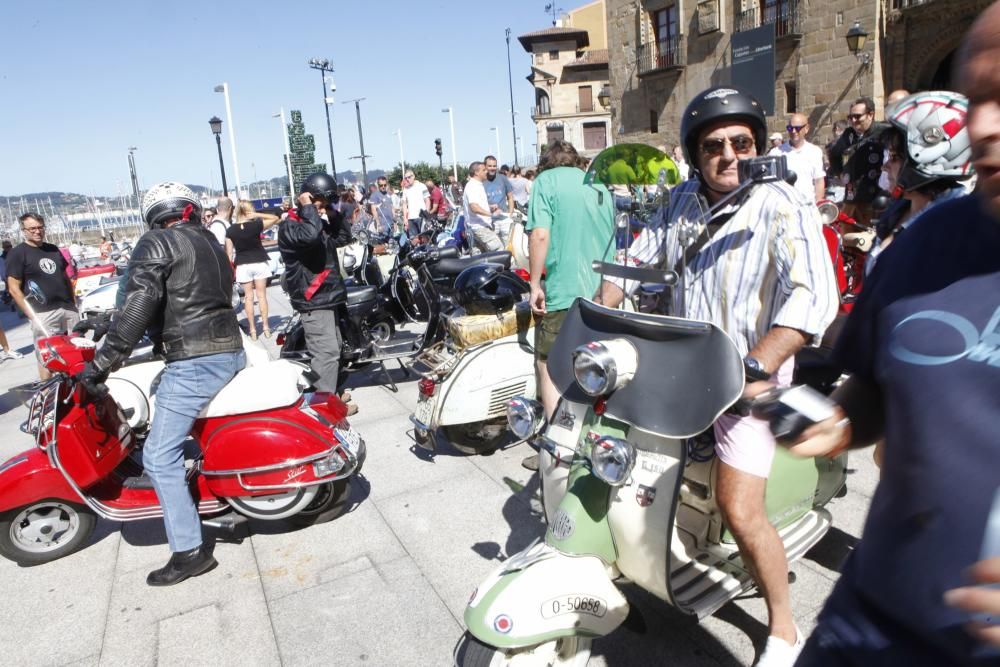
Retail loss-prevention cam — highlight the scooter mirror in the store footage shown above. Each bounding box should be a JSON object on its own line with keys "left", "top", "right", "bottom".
{"left": 584, "top": 144, "right": 681, "bottom": 187}
{"left": 26, "top": 280, "right": 47, "bottom": 306}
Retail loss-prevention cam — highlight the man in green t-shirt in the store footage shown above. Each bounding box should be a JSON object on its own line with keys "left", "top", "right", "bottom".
{"left": 526, "top": 140, "right": 615, "bottom": 420}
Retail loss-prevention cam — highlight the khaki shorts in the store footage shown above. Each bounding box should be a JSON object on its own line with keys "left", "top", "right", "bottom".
{"left": 31, "top": 307, "right": 80, "bottom": 361}
{"left": 533, "top": 309, "right": 568, "bottom": 361}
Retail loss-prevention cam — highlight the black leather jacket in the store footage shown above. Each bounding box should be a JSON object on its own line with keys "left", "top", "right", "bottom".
{"left": 278, "top": 204, "right": 352, "bottom": 312}
{"left": 828, "top": 121, "right": 890, "bottom": 204}
{"left": 94, "top": 222, "right": 242, "bottom": 371}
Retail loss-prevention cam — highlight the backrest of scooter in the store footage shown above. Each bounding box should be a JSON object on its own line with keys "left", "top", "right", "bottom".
{"left": 546, "top": 299, "right": 744, "bottom": 438}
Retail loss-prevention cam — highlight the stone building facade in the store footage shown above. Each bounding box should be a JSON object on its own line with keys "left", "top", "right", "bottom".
{"left": 606, "top": 0, "right": 989, "bottom": 152}
{"left": 519, "top": 0, "right": 613, "bottom": 159}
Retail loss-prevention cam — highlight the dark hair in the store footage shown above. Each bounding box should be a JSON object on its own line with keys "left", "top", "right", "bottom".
{"left": 483, "top": 155, "right": 497, "bottom": 164}
{"left": 19, "top": 212, "right": 44, "bottom": 226}
{"left": 853, "top": 97, "right": 875, "bottom": 114}
{"left": 468, "top": 161, "right": 485, "bottom": 175}
{"left": 204, "top": 207, "right": 217, "bottom": 216}
{"left": 525, "top": 169, "right": 536, "bottom": 179}
{"left": 537, "top": 140, "right": 580, "bottom": 173}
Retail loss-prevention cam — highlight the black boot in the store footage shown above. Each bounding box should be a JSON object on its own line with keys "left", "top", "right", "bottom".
{"left": 146, "top": 544, "right": 217, "bottom": 587}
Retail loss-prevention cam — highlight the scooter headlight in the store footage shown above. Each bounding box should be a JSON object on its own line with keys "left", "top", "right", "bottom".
{"left": 588, "top": 436, "right": 636, "bottom": 487}
{"left": 507, "top": 397, "right": 545, "bottom": 439}
{"left": 572, "top": 339, "right": 638, "bottom": 397}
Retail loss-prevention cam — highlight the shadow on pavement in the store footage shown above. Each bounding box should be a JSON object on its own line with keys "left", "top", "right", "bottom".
{"left": 804, "top": 526, "right": 858, "bottom": 572}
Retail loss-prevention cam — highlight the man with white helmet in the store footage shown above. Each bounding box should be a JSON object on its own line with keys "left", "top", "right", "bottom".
{"left": 79, "top": 182, "right": 245, "bottom": 587}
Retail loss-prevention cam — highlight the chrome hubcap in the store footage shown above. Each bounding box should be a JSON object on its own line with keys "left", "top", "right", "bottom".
{"left": 11, "top": 503, "right": 80, "bottom": 553}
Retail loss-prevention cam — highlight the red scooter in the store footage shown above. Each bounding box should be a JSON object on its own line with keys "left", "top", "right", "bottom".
{"left": 0, "top": 334, "right": 365, "bottom": 566}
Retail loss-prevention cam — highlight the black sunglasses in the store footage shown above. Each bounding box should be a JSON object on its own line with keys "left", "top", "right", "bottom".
{"left": 700, "top": 135, "right": 755, "bottom": 157}
{"left": 847, "top": 113, "right": 869, "bottom": 121}
{"left": 786, "top": 125, "right": 805, "bottom": 133}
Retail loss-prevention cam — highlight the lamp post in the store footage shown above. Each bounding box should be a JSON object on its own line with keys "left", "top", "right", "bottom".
{"left": 442, "top": 107, "right": 458, "bottom": 181}
{"left": 846, "top": 21, "right": 871, "bottom": 65}
{"left": 127, "top": 146, "right": 141, "bottom": 219}
{"left": 272, "top": 108, "right": 295, "bottom": 200}
{"left": 343, "top": 98, "right": 370, "bottom": 188}
{"left": 208, "top": 117, "right": 228, "bottom": 197}
{"left": 393, "top": 128, "right": 405, "bottom": 172}
{"left": 489, "top": 127, "right": 502, "bottom": 164}
{"left": 213, "top": 83, "right": 242, "bottom": 198}
{"left": 505, "top": 28, "right": 519, "bottom": 167}
{"left": 308, "top": 58, "right": 337, "bottom": 178}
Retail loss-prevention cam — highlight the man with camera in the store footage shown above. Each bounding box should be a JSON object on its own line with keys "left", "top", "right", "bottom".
{"left": 597, "top": 86, "right": 838, "bottom": 666}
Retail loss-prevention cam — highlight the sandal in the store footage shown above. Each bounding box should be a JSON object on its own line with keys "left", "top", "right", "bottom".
{"left": 263, "top": 328, "right": 272, "bottom": 339}
{"left": 249, "top": 329, "right": 258, "bottom": 341}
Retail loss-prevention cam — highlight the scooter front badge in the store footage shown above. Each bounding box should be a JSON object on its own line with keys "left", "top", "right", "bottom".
{"left": 550, "top": 509, "right": 575, "bottom": 540}
{"left": 493, "top": 614, "right": 513, "bottom": 634}
{"left": 635, "top": 484, "right": 656, "bottom": 508}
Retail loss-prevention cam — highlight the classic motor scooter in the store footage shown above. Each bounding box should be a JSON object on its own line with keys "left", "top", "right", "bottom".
{"left": 0, "top": 333, "right": 366, "bottom": 566}
{"left": 454, "top": 149, "right": 847, "bottom": 665}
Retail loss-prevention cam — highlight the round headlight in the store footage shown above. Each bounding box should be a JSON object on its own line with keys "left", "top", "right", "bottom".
{"left": 589, "top": 436, "right": 636, "bottom": 486}
{"left": 572, "top": 339, "right": 638, "bottom": 397}
{"left": 506, "top": 397, "right": 545, "bottom": 439}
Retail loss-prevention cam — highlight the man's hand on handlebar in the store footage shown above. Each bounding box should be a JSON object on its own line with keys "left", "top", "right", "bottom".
{"left": 76, "top": 362, "right": 110, "bottom": 401}
{"left": 73, "top": 317, "right": 111, "bottom": 343}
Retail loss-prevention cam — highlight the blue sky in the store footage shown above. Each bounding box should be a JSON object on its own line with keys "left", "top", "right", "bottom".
{"left": 0, "top": 0, "right": 557, "bottom": 196}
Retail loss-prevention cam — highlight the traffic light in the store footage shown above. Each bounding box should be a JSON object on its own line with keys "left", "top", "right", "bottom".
{"left": 434, "top": 138, "right": 443, "bottom": 157}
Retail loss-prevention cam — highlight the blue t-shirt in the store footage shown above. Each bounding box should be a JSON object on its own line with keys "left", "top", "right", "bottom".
{"left": 483, "top": 174, "right": 513, "bottom": 213}
{"left": 831, "top": 193, "right": 1000, "bottom": 662}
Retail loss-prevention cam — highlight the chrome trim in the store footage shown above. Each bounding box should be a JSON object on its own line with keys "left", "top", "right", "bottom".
{"left": 0, "top": 454, "right": 29, "bottom": 475}
{"left": 409, "top": 414, "right": 430, "bottom": 431}
{"left": 202, "top": 448, "right": 335, "bottom": 476}
{"left": 235, "top": 467, "right": 353, "bottom": 492}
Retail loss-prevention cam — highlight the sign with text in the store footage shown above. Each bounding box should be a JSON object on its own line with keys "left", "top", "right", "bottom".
{"left": 731, "top": 24, "right": 775, "bottom": 116}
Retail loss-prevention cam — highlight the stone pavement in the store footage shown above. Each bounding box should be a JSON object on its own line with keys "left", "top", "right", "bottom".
{"left": 0, "top": 287, "right": 878, "bottom": 666}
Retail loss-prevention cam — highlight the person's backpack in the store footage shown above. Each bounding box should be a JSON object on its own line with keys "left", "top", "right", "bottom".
{"left": 210, "top": 219, "right": 230, "bottom": 244}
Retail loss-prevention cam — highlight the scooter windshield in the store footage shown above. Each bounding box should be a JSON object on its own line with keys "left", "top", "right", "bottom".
{"left": 547, "top": 299, "right": 744, "bottom": 438}
{"left": 584, "top": 144, "right": 681, "bottom": 188}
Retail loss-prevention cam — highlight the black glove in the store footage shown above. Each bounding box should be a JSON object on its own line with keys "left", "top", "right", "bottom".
{"left": 73, "top": 317, "right": 111, "bottom": 343}
{"left": 76, "top": 362, "right": 110, "bottom": 401}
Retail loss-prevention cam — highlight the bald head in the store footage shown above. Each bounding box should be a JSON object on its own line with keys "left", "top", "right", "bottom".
{"left": 957, "top": 1, "right": 1000, "bottom": 219}
{"left": 786, "top": 113, "right": 810, "bottom": 147}
{"left": 886, "top": 89, "right": 910, "bottom": 107}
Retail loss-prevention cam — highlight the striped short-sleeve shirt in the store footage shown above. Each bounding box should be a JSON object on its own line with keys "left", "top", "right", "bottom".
{"left": 616, "top": 178, "right": 839, "bottom": 355}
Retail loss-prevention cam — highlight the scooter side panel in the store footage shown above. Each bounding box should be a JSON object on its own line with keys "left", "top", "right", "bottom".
{"left": 434, "top": 337, "right": 536, "bottom": 427}
{"left": 0, "top": 449, "right": 79, "bottom": 513}
{"left": 56, "top": 395, "right": 134, "bottom": 489}
{"left": 545, "top": 462, "right": 618, "bottom": 564}
{"left": 465, "top": 549, "right": 629, "bottom": 649}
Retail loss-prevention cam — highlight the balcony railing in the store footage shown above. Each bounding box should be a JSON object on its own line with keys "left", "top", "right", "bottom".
{"left": 736, "top": 0, "right": 803, "bottom": 38}
{"left": 890, "top": 0, "right": 934, "bottom": 8}
{"left": 532, "top": 106, "right": 552, "bottom": 119}
{"left": 637, "top": 37, "right": 685, "bottom": 76}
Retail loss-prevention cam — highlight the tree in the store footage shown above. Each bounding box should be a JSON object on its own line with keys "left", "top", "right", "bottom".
{"left": 385, "top": 161, "right": 469, "bottom": 187}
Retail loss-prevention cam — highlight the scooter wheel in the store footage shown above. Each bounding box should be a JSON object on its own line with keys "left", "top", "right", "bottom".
{"left": 442, "top": 421, "right": 508, "bottom": 456}
{"left": 0, "top": 501, "right": 97, "bottom": 566}
{"left": 454, "top": 631, "right": 592, "bottom": 667}
{"left": 288, "top": 479, "right": 352, "bottom": 527}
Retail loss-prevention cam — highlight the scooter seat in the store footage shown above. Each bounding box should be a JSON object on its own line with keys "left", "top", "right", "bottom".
{"left": 200, "top": 360, "right": 306, "bottom": 418}
{"left": 430, "top": 251, "right": 512, "bottom": 277}
{"left": 346, "top": 285, "right": 378, "bottom": 306}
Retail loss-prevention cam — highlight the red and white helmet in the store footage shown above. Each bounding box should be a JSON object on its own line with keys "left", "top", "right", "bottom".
{"left": 887, "top": 90, "right": 973, "bottom": 191}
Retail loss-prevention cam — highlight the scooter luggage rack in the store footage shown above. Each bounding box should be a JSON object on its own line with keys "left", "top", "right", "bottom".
{"left": 22, "top": 378, "right": 61, "bottom": 449}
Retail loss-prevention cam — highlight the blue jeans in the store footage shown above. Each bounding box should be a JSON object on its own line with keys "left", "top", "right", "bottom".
{"left": 144, "top": 350, "right": 246, "bottom": 552}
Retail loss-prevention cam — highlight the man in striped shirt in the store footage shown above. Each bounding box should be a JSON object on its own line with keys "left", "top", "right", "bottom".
{"left": 598, "top": 87, "right": 838, "bottom": 667}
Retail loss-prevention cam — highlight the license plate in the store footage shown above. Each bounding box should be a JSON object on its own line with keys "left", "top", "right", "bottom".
{"left": 540, "top": 595, "right": 607, "bottom": 619}
{"left": 414, "top": 397, "right": 434, "bottom": 427}
{"left": 334, "top": 426, "right": 361, "bottom": 453}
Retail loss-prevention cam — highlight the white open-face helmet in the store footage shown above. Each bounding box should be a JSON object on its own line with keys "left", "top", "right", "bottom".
{"left": 887, "top": 91, "right": 973, "bottom": 191}
{"left": 141, "top": 181, "right": 200, "bottom": 228}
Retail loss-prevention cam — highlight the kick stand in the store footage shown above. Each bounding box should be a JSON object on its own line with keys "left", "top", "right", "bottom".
{"left": 376, "top": 358, "right": 411, "bottom": 393}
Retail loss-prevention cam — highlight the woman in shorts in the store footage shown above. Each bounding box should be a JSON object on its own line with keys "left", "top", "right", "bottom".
{"left": 225, "top": 201, "right": 279, "bottom": 339}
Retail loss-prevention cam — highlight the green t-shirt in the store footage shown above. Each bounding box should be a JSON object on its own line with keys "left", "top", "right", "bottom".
{"left": 526, "top": 166, "right": 615, "bottom": 311}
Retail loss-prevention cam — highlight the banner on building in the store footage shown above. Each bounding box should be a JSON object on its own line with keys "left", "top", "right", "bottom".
{"left": 731, "top": 24, "right": 776, "bottom": 116}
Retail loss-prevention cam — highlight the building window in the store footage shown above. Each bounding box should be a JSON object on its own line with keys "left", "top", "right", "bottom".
{"left": 549, "top": 49, "right": 560, "bottom": 61}
{"left": 650, "top": 110, "right": 659, "bottom": 134}
{"left": 579, "top": 86, "right": 594, "bottom": 113}
{"left": 535, "top": 52, "right": 545, "bottom": 64}
{"left": 547, "top": 125, "right": 565, "bottom": 145}
{"left": 785, "top": 81, "right": 797, "bottom": 113}
{"left": 535, "top": 89, "right": 551, "bottom": 117}
{"left": 761, "top": 0, "right": 796, "bottom": 37}
{"left": 583, "top": 122, "right": 607, "bottom": 150}
{"left": 653, "top": 5, "right": 679, "bottom": 67}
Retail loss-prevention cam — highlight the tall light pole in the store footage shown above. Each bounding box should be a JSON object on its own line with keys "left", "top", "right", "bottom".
{"left": 308, "top": 58, "right": 337, "bottom": 178}
{"left": 505, "top": 28, "right": 519, "bottom": 167}
{"left": 127, "top": 146, "right": 141, "bottom": 215}
{"left": 208, "top": 117, "right": 228, "bottom": 196}
{"left": 213, "top": 83, "right": 242, "bottom": 199}
{"left": 489, "top": 127, "right": 502, "bottom": 163}
{"left": 392, "top": 129, "right": 405, "bottom": 172}
{"left": 272, "top": 108, "right": 295, "bottom": 200}
{"left": 343, "top": 98, "right": 370, "bottom": 188}
{"left": 442, "top": 107, "right": 458, "bottom": 181}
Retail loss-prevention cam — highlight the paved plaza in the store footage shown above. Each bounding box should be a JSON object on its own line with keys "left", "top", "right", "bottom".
{"left": 0, "top": 286, "right": 878, "bottom": 666}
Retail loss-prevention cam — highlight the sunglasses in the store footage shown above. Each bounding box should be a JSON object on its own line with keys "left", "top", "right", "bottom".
{"left": 700, "top": 135, "right": 755, "bottom": 157}
{"left": 847, "top": 113, "right": 869, "bottom": 121}
{"left": 786, "top": 125, "right": 805, "bottom": 133}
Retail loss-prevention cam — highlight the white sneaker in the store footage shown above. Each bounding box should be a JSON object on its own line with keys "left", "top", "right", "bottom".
{"left": 0, "top": 349, "right": 22, "bottom": 361}
{"left": 756, "top": 625, "right": 804, "bottom": 667}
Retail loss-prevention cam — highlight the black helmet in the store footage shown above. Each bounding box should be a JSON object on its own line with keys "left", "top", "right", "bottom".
{"left": 680, "top": 86, "right": 767, "bottom": 175}
{"left": 141, "top": 181, "right": 200, "bottom": 229}
{"left": 454, "top": 264, "right": 528, "bottom": 315}
{"left": 300, "top": 172, "right": 338, "bottom": 202}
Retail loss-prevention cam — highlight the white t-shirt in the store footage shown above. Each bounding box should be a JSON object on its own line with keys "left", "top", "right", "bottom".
{"left": 209, "top": 218, "right": 230, "bottom": 245}
{"left": 402, "top": 182, "right": 429, "bottom": 220}
{"left": 463, "top": 179, "right": 492, "bottom": 228}
{"left": 771, "top": 141, "right": 826, "bottom": 203}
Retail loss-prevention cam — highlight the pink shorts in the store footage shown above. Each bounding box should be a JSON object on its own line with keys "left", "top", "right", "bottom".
{"left": 712, "top": 357, "right": 794, "bottom": 479}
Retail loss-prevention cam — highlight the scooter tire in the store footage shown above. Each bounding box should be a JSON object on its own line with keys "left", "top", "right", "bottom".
{"left": 0, "top": 500, "right": 97, "bottom": 566}
{"left": 442, "top": 421, "right": 508, "bottom": 456}
{"left": 453, "top": 631, "right": 592, "bottom": 667}
{"left": 288, "top": 479, "right": 352, "bottom": 527}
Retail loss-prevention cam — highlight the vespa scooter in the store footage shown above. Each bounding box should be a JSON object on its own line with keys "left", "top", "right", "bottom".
{"left": 0, "top": 333, "right": 366, "bottom": 566}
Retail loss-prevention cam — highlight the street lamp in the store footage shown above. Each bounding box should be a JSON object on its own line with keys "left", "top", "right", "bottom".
{"left": 442, "top": 107, "right": 458, "bottom": 181}
{"left": 213, "top": 83, "right": 242, "bottom": 198}
{"left": 846, "top": 21, "right": 871, "bottom": 65}
{"left": 208, "top": 116, "right": 228, "bottom": 197}
{"left": 308, "top": 58, "right": 337, "bottom": 178}
{"left": 505, "top": 28, "right": 519, "bottom": 167}
{"left": 272, "top": 108, "right": 295, "bottom": 200}
{"left": 489, "top": 127, "right": 502, "bottom": 164}
{"left": 392, "top": 129, "right": 405, "bottom": 172}
{"left": 343, "top": 98, "right": 370, "bottom": 188}
{"left": 598, "top": 85, "right": 611, "bottom": 109}
{"left": 127, "top": 146, "right": 141, "bottom": 219}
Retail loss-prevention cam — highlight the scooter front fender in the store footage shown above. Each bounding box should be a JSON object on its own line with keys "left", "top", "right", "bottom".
{"left": 0, "top": 448, "right": 78, "bottom": 513}
{"left": 464, "top": 540, "right": 628, "bottom": 649}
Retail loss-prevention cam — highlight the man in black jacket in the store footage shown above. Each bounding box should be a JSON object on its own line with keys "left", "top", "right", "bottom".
{"left": 278, "top": 173, "right": 353, "bottom": 403}
{"left": 80, "top": 181, "right": 245, "bottom": 586}
{"left": 828, "top": 96, "right": 890, "bottom": 226}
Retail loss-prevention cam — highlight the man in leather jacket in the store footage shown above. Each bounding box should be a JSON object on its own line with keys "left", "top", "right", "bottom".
{"left": 828, "top": 96, "right": 890, "bottom": 226}
{"left": 81, "top": 181, "right": 245, "bottom": 587}
{"left": 278, "top": 172, "right": 353, "bottom": 402}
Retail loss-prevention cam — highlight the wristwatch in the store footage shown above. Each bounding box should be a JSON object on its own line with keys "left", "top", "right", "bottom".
{"left": 743, "top": 356, "right": 772, "bottom": 382}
